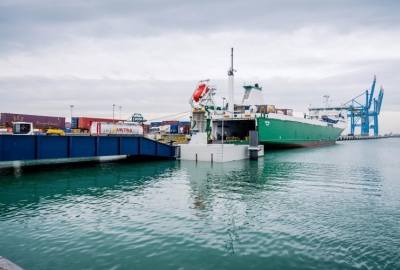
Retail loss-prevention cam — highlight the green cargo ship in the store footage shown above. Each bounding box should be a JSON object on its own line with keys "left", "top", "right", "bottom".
{"left": 256, "top": 112, "right": 347, "bottom": 148}
{"left": 189, "top": 48, "right": 348, "bottom": 149}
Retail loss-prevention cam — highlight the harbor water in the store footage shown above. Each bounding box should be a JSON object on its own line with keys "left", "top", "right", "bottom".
{"left": 1, "top": 139, "right": 400, "bottom": 269}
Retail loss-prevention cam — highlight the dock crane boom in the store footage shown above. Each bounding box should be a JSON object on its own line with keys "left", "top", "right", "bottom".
{"left": 367, "top": 76, "right": 376, "bottom": 109}
{"left": 344, "top": 76, "right": 384, "bottom": 136}
{"left": 372, "top": 87, "right": 384, "bottom": 135}
{"left": 376, "top": 86, "right": 384, "bottom": 115}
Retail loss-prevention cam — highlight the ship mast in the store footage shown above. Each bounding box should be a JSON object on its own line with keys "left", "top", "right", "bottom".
{"left": 227, "top": 48, "right": 235, "bottom": 113}
{"left": 323, "top": 95, "right": 331, "bottom": 107}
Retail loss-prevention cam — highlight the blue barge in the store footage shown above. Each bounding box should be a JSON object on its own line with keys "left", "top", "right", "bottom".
{"left": 0, "top": 134, "right": 176, "bottom": 162}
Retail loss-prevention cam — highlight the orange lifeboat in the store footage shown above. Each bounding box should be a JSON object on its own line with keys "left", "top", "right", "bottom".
{"left": 192, "top": 83, "right": 210, "bottom": 102}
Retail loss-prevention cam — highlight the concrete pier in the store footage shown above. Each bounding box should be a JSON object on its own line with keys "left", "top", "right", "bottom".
{"left": 0, "top": 255, "right": 23, "bottom": 270}
{"left": 178, "top": 132, "right": 264, "bottom": 162}
{"left": 338, "top": 135, "right": 388, "bottom": 141}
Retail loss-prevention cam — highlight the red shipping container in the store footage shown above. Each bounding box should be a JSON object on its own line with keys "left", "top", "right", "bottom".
{"left": 178, "top": 124, "right": 190, "bottom": 134}
{"left": 77, "top": 117, "right": 125, "bottom": 131}
{"left": 142, "top": 124, "right": 150, "bottom": 134}
{"left": 162, "top": 120, "right": 180, "bottom": 126}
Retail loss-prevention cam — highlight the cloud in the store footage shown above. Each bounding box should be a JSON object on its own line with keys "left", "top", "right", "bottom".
{"left": 1, "top": 0, "right": 400, "bottom": 52}
{"left": 0, "top": 0, "right": 399, "bottom": 134}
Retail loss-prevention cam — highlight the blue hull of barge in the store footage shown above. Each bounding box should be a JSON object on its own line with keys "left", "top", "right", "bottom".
{"left": 0, "top": 135, "right": 176, "bottom": 162}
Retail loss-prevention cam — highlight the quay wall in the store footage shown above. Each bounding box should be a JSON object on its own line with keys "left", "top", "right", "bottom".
{"left": 338, "top": 135, "right": 388, "bottom": 141}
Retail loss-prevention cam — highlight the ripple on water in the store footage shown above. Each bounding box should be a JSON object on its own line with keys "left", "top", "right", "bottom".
{"left": 1, "top": 143, "right": 400, "bottom": 269}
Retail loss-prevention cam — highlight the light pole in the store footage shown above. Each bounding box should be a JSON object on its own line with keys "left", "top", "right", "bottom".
{"left": 70, "top": 105, "right": 74, "bottom": 124}
{"left": 222, "top": 97, "right": 226, "bottom": 146}
{"left": 113, "top": 104, "right": 115, "bottom": 122}
{"left": 119, "top": 106, "right": 122, "bottom": 120}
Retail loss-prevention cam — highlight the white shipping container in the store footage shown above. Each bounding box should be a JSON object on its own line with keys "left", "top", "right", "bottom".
{"left": 90, "top": 122, "right": 143, "bottom": 136}
{"left": 159, "top": 125, "right": 171, "bottom": 133}
{"left": 163, "top": 125, "right": 171, "bottom": 133}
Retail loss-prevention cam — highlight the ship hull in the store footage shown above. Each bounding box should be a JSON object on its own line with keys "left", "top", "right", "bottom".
{"left": 257, "top": 114, "right": 346, "bottom": 149}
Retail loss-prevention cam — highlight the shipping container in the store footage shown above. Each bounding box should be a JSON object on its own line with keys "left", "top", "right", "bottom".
{"left": 71, "top": 117, "right": 79, "bottom": 129}
{"left": 159, "top": 125, "right": 179, "bottom": 134}
{"left": 150, "top": 122, "right": 163, "bottom": 127}
{"left": 170, "top": 125, "right": 179, "bottom": 134}
{"left": 142, "top": 124, "right": 150, "bottom": 134}
{"left": 0, "top": 113, "right": 65, "bottom": 129}
{"left": 178, "top": 125, "right": 190, "bottom": 134}
{"left": 76, "top": 117, "right": 125, "bottom": 132}
{"left": 162, "top": 120, "right": 180, "bottom": 126}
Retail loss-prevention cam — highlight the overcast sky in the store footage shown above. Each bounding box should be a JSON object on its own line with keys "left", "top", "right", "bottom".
{"left": 1, "top": 0, "right": 399, "bottom": 134}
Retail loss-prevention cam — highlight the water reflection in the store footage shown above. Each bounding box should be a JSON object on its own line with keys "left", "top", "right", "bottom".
{"left": 179, "top": 151, "right": 388, "bottom": 257}
{"left": 0, "top": 160, "right": 179, "bottom": 219}
{"left": 180, "top": 159, "right": 303, "bottom": 255}
{"left": 225, "top": 223, "right": 241, "bottom": 255}
{"left": 181, "top": 158, "right": 300, "bottom": 210}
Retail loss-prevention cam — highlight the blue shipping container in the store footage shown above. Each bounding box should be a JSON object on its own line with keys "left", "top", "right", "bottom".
{"left": 170, "top": 125, "right": 178, "bottom": 134}
{"left": 71, "top": 117, "right": 79, "bottom": 129}
{"left": 150, "top": 122, "right": 163, "bottom": 127}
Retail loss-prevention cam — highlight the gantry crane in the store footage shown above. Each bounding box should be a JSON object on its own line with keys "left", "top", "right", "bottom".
{"left": 344, "top": 76, "right": 384, "bottom": 136}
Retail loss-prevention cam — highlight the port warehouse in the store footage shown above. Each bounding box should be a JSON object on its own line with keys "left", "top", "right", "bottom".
{"left": 0, "top": 113, "right": 191, "bottom": 135}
